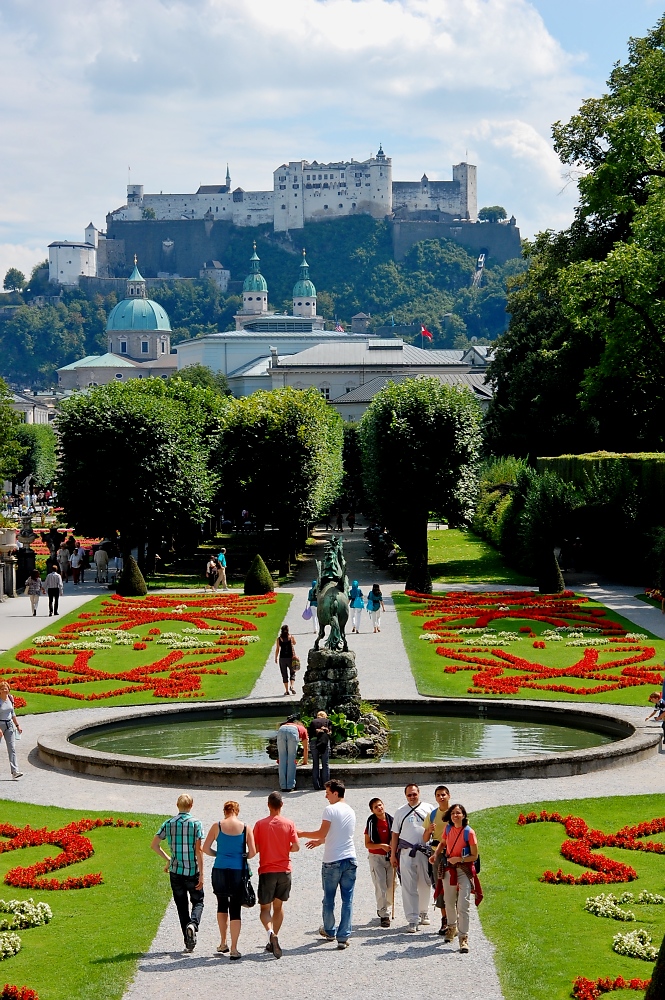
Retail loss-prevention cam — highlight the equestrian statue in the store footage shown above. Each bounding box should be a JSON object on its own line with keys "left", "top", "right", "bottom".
{"left": 314, "top": 535, "right": 350, "bottom": 651}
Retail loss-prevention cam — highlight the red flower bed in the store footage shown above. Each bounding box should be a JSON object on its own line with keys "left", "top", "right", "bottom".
{"left": 2, "top": 987, "right": 40, "bottom": 1000}
{"left": 8, "top": 593, "right": 273, "bottom": 704}
{"left": 517, "top": 810, "right": 665, "bottom": 884}
{"left": 0, "top": 817, "right": 140, "bottom": 891}
{"left": 573, "top": 976, "right": 651, "bottom": 999}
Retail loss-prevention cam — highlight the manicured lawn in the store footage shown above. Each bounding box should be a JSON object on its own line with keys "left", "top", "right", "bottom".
{"left": 428, "top": 529, "right": 534, "bottom": 585}
{"left": 2, "top": 591, "right": 291, "bottom": 715}
{"left": 393, "top": 590, "right": 665, "bottom": 704}
{"left": 0, "top": 800, "right": 170, "bottom": 1000}
{"left": 474, "top": 795, "right": 665, "bottom": 1000}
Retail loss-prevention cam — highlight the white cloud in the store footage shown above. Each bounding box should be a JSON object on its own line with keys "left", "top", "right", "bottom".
{"left": 0, "top": 245, "right": 47, "bottom": 288}
{"left": 0, "top": 0, "right": 593, "bottom": 267}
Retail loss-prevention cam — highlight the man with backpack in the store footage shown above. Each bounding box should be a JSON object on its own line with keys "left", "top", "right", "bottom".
{"left": 390, "top": 783, "right": 434, "bottom": 933}
{"left": 423, "top": 784, "right": 450, "bottom": 935}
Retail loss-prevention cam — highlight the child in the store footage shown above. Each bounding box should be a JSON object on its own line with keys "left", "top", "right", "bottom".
{"left": 364, "top": 798, "right": 394, "bottom": 927}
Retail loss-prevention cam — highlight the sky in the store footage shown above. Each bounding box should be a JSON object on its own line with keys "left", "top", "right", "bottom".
{"left": 0, "top": 0, "right": 662, "bottom": 282}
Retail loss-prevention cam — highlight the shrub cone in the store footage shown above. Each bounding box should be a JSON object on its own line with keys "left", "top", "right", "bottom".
{"left": 245, "top": 553, "right": 274, "bottom": 595}
{"left": 116, "top": 554, "right": 148, "bottom": 596}
{"left": 537, "top": 548, "right": 565, "bottom": 594}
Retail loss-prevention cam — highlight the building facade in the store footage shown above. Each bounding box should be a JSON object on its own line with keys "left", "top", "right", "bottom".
{"left": 48, "top": 240, "right": 97, "bottom": 285}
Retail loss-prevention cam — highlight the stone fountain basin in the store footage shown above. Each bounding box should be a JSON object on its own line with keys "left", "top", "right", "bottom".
{"left": 36, "top": 697, "right": 659, "bottom": 788}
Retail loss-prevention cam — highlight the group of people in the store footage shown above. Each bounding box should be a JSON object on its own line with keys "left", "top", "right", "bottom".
{"left": 302, "top": 582, "right": 386, "bottom": 637}
{"left": 205, "top": 548, "right": 229, "bottom": 591}
{"left": 153, "top": 780, "right": 480, "bottom": 960}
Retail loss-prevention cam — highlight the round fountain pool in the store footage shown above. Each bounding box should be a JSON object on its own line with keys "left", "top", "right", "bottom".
{"left": 71, "top": 712, "right": 613, "bottom": 764}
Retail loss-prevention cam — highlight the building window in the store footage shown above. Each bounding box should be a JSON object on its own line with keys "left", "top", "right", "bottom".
{"left": 324, "top": 205, "right": 328, "bottom": 209}
{"left": 320, "top": 387, "right": 330, "bottom": 400}
{"left": 341, "top": 173, "right": 345, "bottom": 178}
{"left": 247, "top": 296, "right": 253, "bottom": 300}
{"left": 297, "top": 301, "right": 302, "bottom": 306}
{"left": 120, "top": 341, "right": 127, "bottom": 353}
{"left": 339, "top": 204, "right": 343, "bottom": 209}
{"left": 292, "top": 184, "right": 299, "bottom": 189}
{"left": 115, "top": 373, "right": 123, "bottom": 380}
{"left": 305, "top": 301, "right": 310, "bottom": 306}
{"left": 161, "top": 342, "right": 166, "bottom": 353}
{"left": 161, "top": 374, "right": 168, "bottom": 380}
{"left": 141, "top": 341, "right": 149, "bottom": 353}
{"left": 282, "top": 204, "right": 286, "bottom": 209}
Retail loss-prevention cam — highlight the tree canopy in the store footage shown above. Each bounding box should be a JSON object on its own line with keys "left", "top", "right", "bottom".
{"left": 360, "top": 378, "right": 482, "bottom": 591}
{"left": 478, "top": 206, "right": 508, "bottom": 223}
{"left": 0, "top": 377, "right": 26, "bottom": 482}
{"left": 14, "top": 424, "right": 57, "bottom": 487}
{"left": 3, "top": 268, "right": 25, "bottom": 292}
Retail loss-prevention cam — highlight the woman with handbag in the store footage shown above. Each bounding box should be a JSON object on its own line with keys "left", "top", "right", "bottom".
{"left": 275, "top": 625, "right": 298, "bottom": 696}
{"left": 203, "top": 800, "right": 257, "bottom": 960}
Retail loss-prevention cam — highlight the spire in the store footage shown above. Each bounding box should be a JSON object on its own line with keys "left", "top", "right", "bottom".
{"left": 127, "top": 256, "right": 146, "bottom": 297}
{"left": 226, "top": 163, "right": 231, "bottom": 188}
{"left": 249, "top": 241, "right": 261, "bottom": 272}
{"left": 299, "top": 248, "right": 310, "bottom": 281}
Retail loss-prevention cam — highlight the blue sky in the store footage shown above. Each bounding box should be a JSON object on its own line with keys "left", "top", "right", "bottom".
{"left": 0, "top": 0, "right": 663, "bottom": 280}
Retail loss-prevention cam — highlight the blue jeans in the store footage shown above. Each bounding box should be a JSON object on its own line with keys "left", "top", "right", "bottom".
{"left": 311, "top": 742, "right": 330, "bottom": 790}
{"left": 276, "top": 725, "right": 299, "bottom": 790}
{"left": 321, "top": 858, "right": 357, "bottom": 942}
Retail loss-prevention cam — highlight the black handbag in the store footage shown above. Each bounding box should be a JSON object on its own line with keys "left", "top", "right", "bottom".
{"left": 240, "top": 825, "right": 256, "bottom": 908}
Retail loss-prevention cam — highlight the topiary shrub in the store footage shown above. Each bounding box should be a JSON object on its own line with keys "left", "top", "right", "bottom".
{"left": 536, "top": 548, "right": 565, "bottom": 594}
{"left": 116, "top": 555, "right": 148, "bottom": 596}
{"left": 244, "top": 554, "right": 274, "bottom": 595}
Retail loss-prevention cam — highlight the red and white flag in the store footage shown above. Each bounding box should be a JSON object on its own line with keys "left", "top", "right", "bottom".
{"left": 421, "top": 325, "right": 433, "bottom": 341}
{"left": 335, "top": 322, "right": 345, "bottom": 332}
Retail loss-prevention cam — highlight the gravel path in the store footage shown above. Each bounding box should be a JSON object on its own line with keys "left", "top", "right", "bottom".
{"left": 0, "top": 578, "right": 108, "bottom": 653}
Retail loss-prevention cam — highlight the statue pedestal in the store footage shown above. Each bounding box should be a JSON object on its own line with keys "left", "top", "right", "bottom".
{"left": 17, "top": 548, "right": 35, "bottom": 588}
{"left": 301, "top": 648, "right": 361, "bottom": 720}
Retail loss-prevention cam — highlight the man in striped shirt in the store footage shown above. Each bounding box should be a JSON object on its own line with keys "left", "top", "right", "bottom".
{"left": 44, "top": 565, "right": 64, "bottom": 617}
{"left": 151, "top": 793, "right": 205, "bottom": 953}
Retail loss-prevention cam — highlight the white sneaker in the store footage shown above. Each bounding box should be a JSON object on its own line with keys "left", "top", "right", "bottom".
{"left": 419, "top": 912, "right": 430, "bottom": 926}
{"left": 12, "top": 772, "right": 23, "bottom": 780}
{"left": 407, "top": 923, "right": 419, "bottom": 933}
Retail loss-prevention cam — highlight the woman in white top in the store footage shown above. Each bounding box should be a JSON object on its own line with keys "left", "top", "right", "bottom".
{"left": 0, "top": 682, "right": 23, "bottom": 779}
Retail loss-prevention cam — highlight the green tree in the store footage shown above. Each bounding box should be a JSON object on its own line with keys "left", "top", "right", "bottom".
{"left": 214, "top": 388, "right": 344, "bottom": 570}
{"left": 360, "top": 378, "right": 482, "bottom": 592}
{"left": 174, "top": 363, "right": 230, "bottom": 396}
{"left": 3, "top": 268, "right": 25, "bottom": 292}
{"left": 0, "top": 377, "right": 26, "bottom": 482}
{"left": 142, "top": 207, "right": 156, "bottom": 220}
{"left": 56, "top": 379, "right": 220, "bottom": 566}
{"left": 478, "top": 206, "right": 508, "bottom": 223}
{"left": 14, "top": 424, "right": 57, "bottom": 486}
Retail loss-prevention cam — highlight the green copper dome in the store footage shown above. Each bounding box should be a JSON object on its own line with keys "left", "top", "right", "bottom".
{"left": 106, "top": 298, "right": 171, "bottom": 331}
{"left": 243, "top": 243, "right": 268, "bottom": 293}
{"left": 292, "top": 250, "right": 316, "bottom": 298}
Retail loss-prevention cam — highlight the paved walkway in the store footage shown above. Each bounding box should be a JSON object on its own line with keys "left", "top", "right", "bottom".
{"left": 4, "top": 534, "right": 665, "bottom": 1000}
{"left": 0, "top": 578, "right": 109, "bottom": 653}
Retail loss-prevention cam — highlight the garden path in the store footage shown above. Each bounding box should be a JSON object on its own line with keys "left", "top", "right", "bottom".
{"left": 0, "top": 577, "right": 109, "bottom": 653}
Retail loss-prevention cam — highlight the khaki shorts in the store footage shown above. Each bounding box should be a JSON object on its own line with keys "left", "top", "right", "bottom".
{"left": 258, "top": 871, "right": 292, "bottom": 904}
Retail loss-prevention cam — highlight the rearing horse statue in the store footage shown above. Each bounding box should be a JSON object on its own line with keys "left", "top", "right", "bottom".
{"left": 314, "top": 535, "right": 350, "bottom": 651}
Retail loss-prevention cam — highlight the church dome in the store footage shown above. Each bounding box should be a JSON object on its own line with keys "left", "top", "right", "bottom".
{"left": 106, "top": 298, "right": 171, "bottom": 331}
{"left": 292, "top": 250, "right": 316, "bottom": 298}
{"left": 243, "top": 244, "right": 268, "bottom": 293}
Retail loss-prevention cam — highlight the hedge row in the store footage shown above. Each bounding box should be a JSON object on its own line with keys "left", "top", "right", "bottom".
{"left": 537, "top": 453, "right": 665, "bottom": 524}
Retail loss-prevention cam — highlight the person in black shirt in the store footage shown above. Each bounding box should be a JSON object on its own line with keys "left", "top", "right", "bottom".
{"left": 308, "top": 711, "right": 332, "bottom": 790}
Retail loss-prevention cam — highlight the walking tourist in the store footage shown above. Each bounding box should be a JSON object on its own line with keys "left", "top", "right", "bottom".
{"left": 349, "top": 580, "right": 364, "bottom": 633}
{"left": 434, "top": 803, "right": 479, "bottom": 953}
{"left": 308, "top": 711, "right": 331, "bottom": 790}
{"left": 57, "top": 542, "right": 70, "bottom": 582}
{"left": 215, "top": 547, "right": 229, "bottom": 590}
{"left": 390, "top": 783, "right": 434, "bottom": 933}
{"left": 307, "top": 580, "right": 318, "bottom": 633}
{"left": 276, "top": 714, "right": 308, "bottom": 792}
{"left": 364, "top": 797, "right": 394, "bottom": 927}
{"left": 202, "top": 800, "right": 256, "bottom": 960}
{"left": 44, "top": 564, "right": 64, "bottom": 616}
{"left": 253, "top": 791, "right": 300, "bottom": 960}
{"left": 69, "top": 545, "right": 82, "bottom": 585}
{"left": 423, "top": 784, "right": 451, "bottom": 934}
{"left": 347, "top": 511, "right": 356, "bottom": 532}
{"left": 151, "top": 793, "right": 205, "bottom": 954}
{"left": 206, "top": 555, "right": 218, "bottom": 590}
{"left": 94, "top": 546, "right": 109, "bottom": 583}
{"left": 0, "top": 682, "right": 23, "bottom": 779}
{"left": 367, "top": 584, "right": 385, "bottom": 633}
{"left": 275, "top": 624, "right": 298, "bottom": 696}
{"left": 336, "top": 512, "right": 344, "bottom": 532}
{"left": 298, "top": 778, "right": 357, "bottom": 949}
{"left": 24, "top": 570, "right": 45, "bottom": 616}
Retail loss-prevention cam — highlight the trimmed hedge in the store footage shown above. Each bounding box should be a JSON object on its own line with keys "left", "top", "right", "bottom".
{"left": 244, "top": 553, "right": 274, "bottom": 595}
{"left": 537, "top": 452, "right": 665, "bottom": 523}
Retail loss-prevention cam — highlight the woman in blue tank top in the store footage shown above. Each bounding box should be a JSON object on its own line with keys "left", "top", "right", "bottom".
{"left": 203, "top": 800, "right": 256, "bottom": 959}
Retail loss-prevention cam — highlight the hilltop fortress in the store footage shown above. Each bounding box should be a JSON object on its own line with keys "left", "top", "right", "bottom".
{"left": 108, "top": 147, "right": 478, "bottom": 231}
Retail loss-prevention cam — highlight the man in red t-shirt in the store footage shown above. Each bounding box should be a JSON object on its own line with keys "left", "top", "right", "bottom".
{"left": 364, "top": 797, "right": 394, "bottom": 927}
{"left": 253, "top": 791, "right": 300, "bottom": 959}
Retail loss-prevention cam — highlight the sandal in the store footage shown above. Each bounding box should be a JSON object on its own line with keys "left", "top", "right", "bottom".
{"left": 217, "top": 943, "right": 229, "bottom": 954}
{"left": 230, "top": 949, "right": 241, "bottom": 960}
{"left": 290, "top": 686, "right": 296, "bottom": 695}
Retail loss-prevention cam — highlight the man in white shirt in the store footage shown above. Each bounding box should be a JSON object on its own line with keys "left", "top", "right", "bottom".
{"left": 390, "top": 783, "right": 434, "bottom": 933}
{"left": 44, "top": 566, "right": 64, "bottom": 617}
{"left": 297, "top": 778, "right": 357, "bottom": 949}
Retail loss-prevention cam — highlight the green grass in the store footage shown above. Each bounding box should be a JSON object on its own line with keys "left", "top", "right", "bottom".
{"left": 393, "top": 591, "right": 665, "bottom": 704}
{"left": 3, "top": 592, "right": 291, "bottom": 715}
{"left": 427, "top": 529, "right": 534, "bottom": 584}
{"left": 0, "top": 799, "right": 170, "bottom": 1000}
{"left": 474, "top": 794, "right": 665, "bottom": 1000}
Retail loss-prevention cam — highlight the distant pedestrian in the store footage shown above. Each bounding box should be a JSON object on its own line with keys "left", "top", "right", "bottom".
{"left": 308, "top": 711, "right": 331, "bottom": 790}
{"left": 307, "top": 580, "right": 318, "bottom": 633}
{"left": 24, "top": 571, "right": 44, "bottom": 616}
{"left": 44, "top": 564, "right": 64, "bottom": 617}
{"left": 367, "top": 584, "right": 385, "bottom": 633}
{"left": 298, "top": 779, "right": 357, "bottom": 949}
{"left": 94, "top": 546, "right": 109, "bottom": 583}
{"left": 69, "top": 546, "right": 82, "bottom": 585}
{"left": 215, "top": 548, "right": 229, "bottom": 590}
{"left": 77, "top": 545, "right": 89, "bottom": 583}
{"left": 57, "top": 543, "right": 70, "bottom": 582}
{"left": 275, "top": 624, "right": 298, "bottom": 696}
{"left": 390, "top": 783, "right": 434, "bottom": 933}
{"left": 364, "top": 798, "right": 394, "bottom": 927}
{"left": 276, "top": 714, "right": 308, "bottom": 792}
{"left": 202, "top": 800, "right": 256, "bottom": 960}
{"left": 349, "top": 580, "right": 364, "bottom": 633}
{"left": 65, "top": 534, "right": 77, "bottom": 555}
{"left": 347, "top": 512, "right": 355, "bottom": 532}
{"left": 151, "top": 793, "right": 205, "bottom": 954}
{"left": 336, "top": 512, "right": 344, "bottom": 532}
{"left": 0, "top": 681, "right": 23, "bottom": 779}
{"left": 206, "top": 556, "right": 218, "bottom": 590}
{"left": 253, "top": 791, "right": 300, "bottom": 960}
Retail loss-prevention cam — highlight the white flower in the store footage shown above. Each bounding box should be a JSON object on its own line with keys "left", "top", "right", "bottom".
{"left": 612, "top": 928, "right": 658, "bottom": 961}
{"left": 0, "top": 898, "right": 52, "bottom": 929}
{"left": 420, "top": 633, "right": 441, "bottom": 641}
{"left": 636, "top": 890, "right": 665, "bottom": 905}
{"left": 566, "top": 637, "right": 610, "bottom": 647}
{"left": 0, "top": 931, "right": 21, "bottom": 959}
{"left": 584, "top": 893, "right": 635, "bottom": 921}
{"left": 625, "top": 633, "right": 649, "bottom": 641}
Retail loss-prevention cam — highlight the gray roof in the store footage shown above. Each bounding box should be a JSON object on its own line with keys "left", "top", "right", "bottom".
{"left": 227, "top": 356, "right": 275, "bottom": 378}
{"left": 184, "top": 330, "right": 369, "bottom": 343}
{"left": 332, "top": 372, "right": 493, "bottom": 404}
{"left": 58, "top": 353, "right": 139, "bottom": 371}
{"left": 274, "top": 341, "right": 466, "bottom": 368}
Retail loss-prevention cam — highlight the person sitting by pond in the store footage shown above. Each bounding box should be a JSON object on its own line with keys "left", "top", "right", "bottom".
{"left": 275, "top": 624, "right": 298, "bottom": 696}
{"left": 307, "top": 580, "right": 318, "bottom": 634}
{"left": 276, "top": 714, "right": 308, "bottom": 792}
{"left": 202, "top": 800, "right": 256, "bottom": 960}
{"left": 366, "top": 584, "right": 385, "bottom": 633}
{"left": 431, "top": 803, "right": 481, "bottom": 954}
{"left": 349, "top": 580, "right": 364, "bottom": 633}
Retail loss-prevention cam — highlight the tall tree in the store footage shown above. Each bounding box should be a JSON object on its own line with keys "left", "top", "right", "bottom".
{"left": 214, "top": 388, "right": 343, "bottom": 570}
{"left": 0, "top": 377, "right": 26, "bottom": 482}
{"left": 14, "top": 424, "right": 57, "bottom": 486}
{"left": 3, "top": 268, "right": 25, "bottom": 292}
{"left": 360, "top": 378, "right": 482, "bottom": 592}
